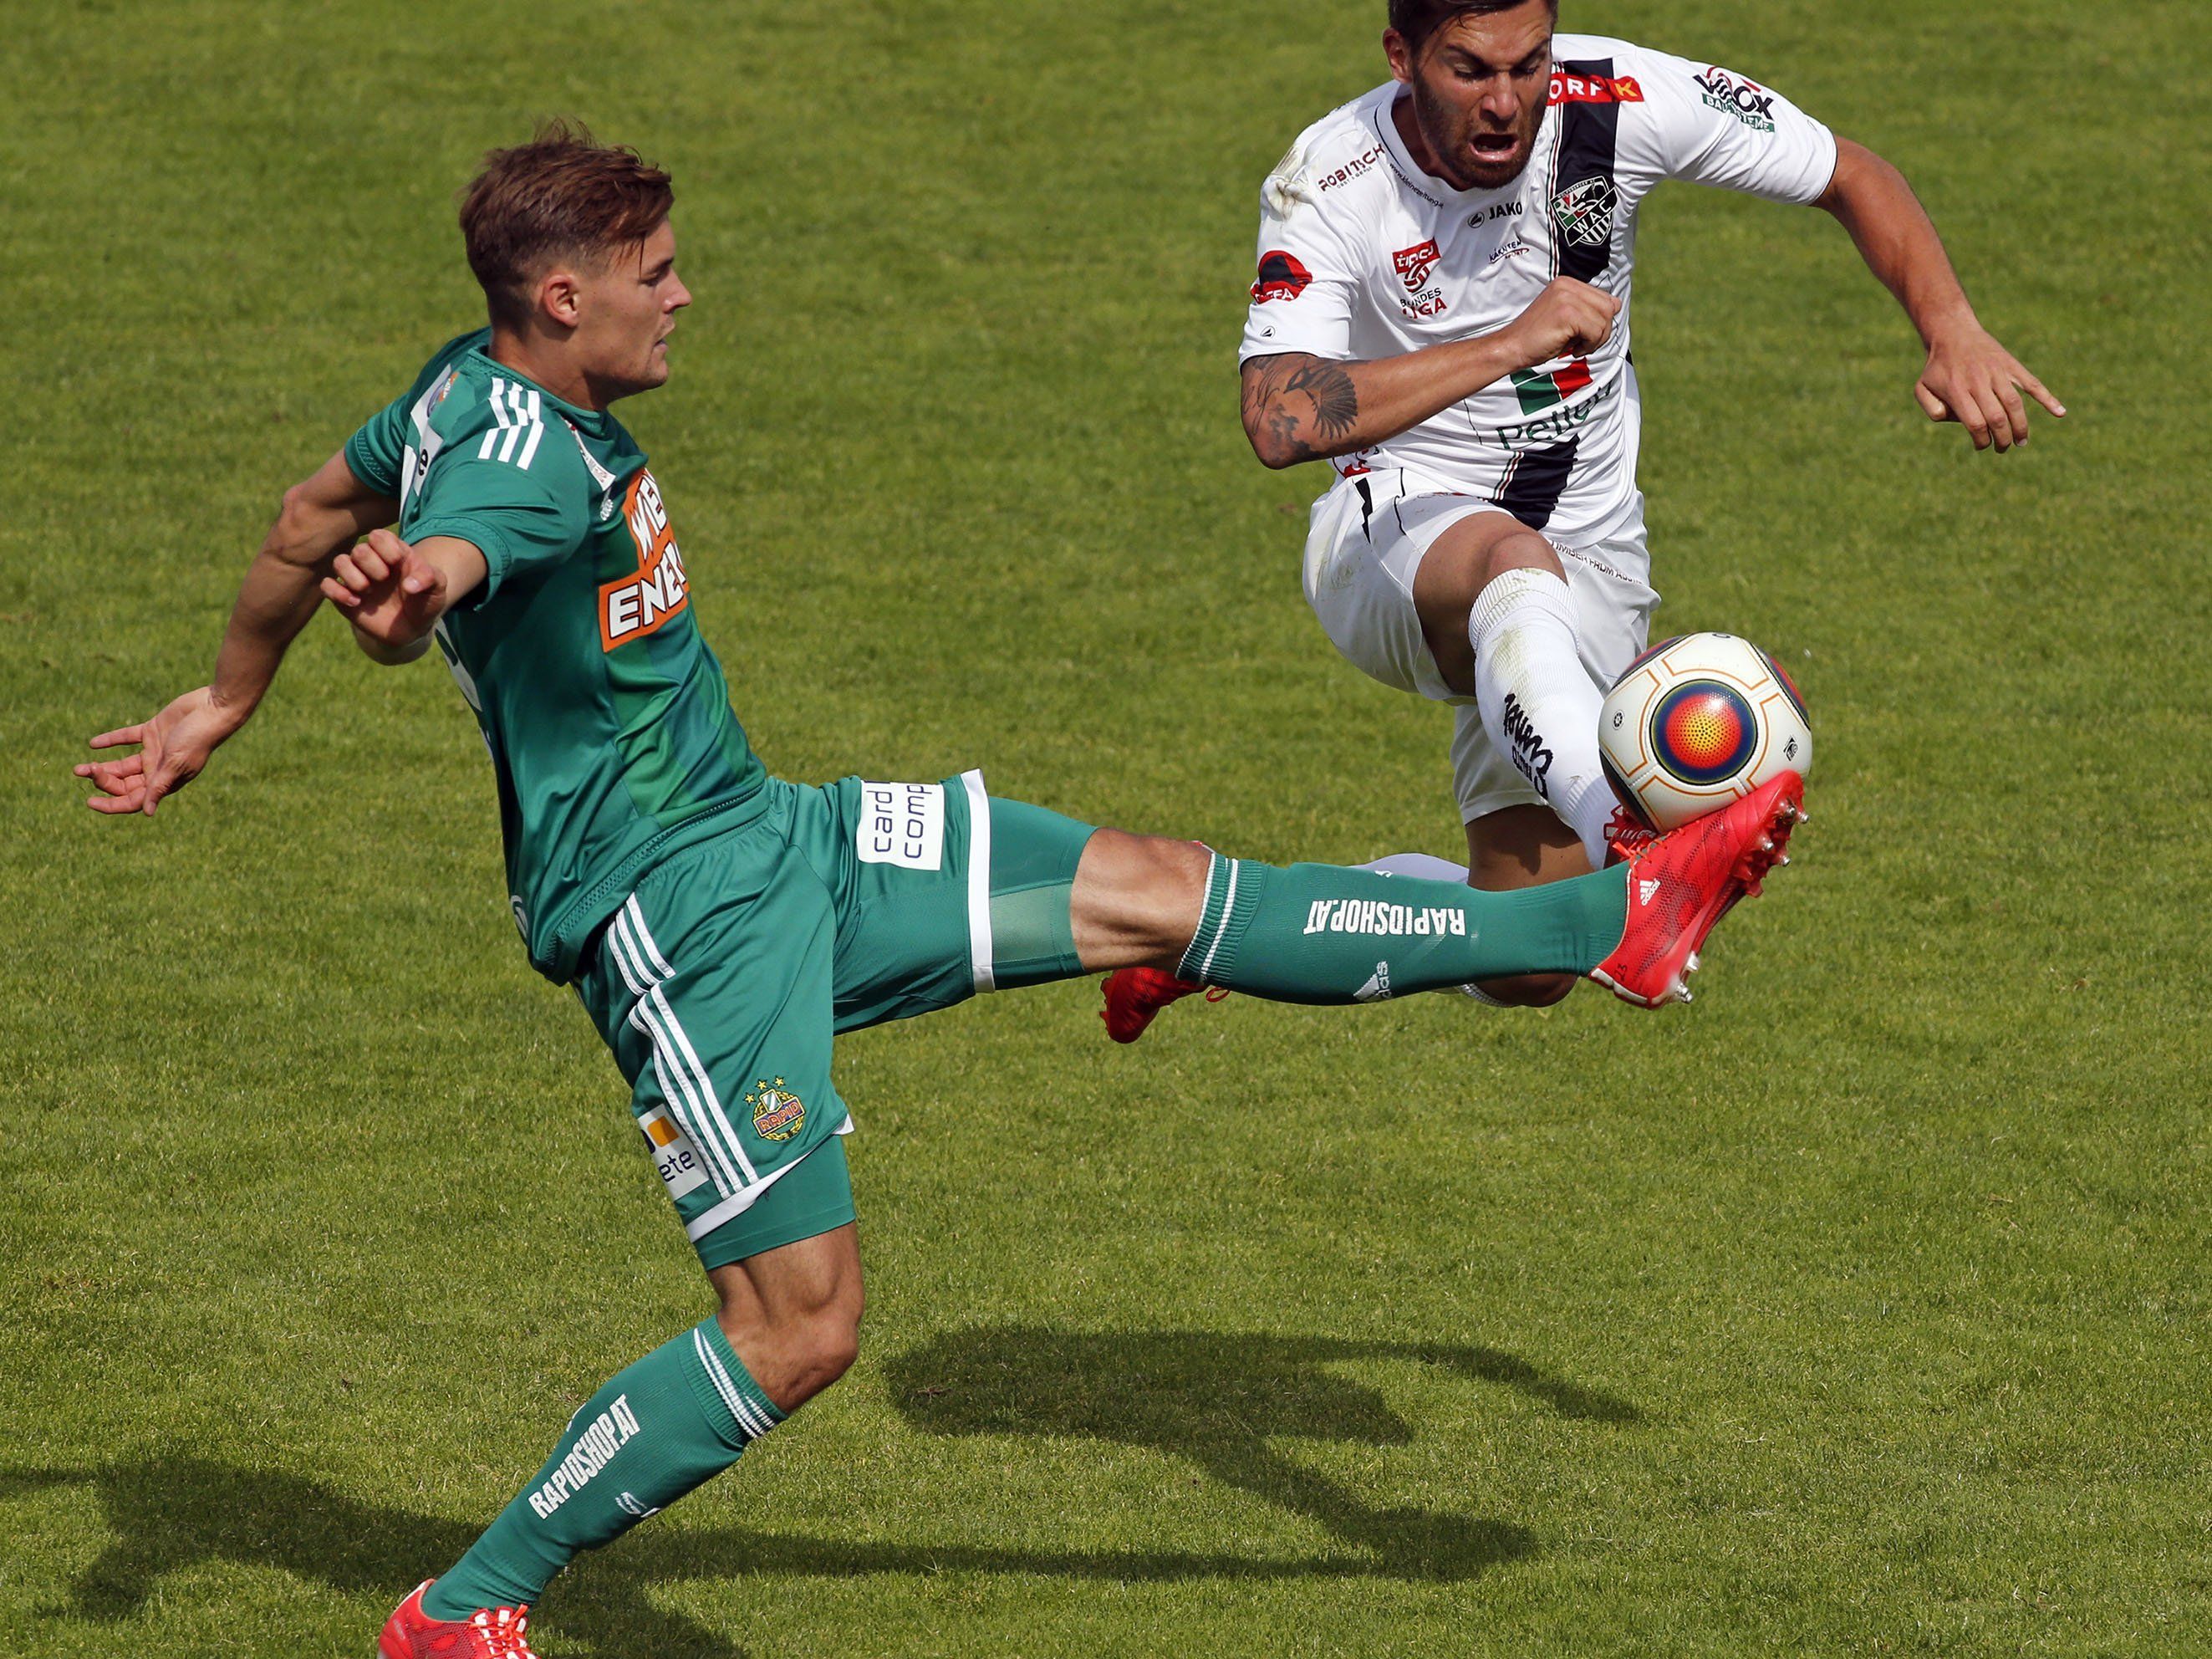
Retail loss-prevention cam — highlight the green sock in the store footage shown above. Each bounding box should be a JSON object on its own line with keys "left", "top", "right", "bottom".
{"left": 422, "top": 1319, "right": 782, "bottom": 1619}
{"left": 1176, "top": 855, "right": 1628, "bottom": 1003}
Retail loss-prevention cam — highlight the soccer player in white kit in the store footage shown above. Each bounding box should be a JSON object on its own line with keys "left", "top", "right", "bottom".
{"left": 1098, "top": 0, "right": 2061, "bottom": 1038}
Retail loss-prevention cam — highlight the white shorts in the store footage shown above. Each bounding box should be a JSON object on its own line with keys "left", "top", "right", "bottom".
{"left": 1299, "top": 468, "right": 1660, "bottom": 824}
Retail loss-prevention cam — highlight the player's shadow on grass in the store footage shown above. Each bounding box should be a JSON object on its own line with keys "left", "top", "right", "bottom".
{"left": 6, "top": 1330, "right": 1631, "bottom": 1656}
{"left": 2, "top": 1461, "right": 742, "bottom": 1659}
{"left": 884, "top": 1326, "right": 1638, "bottom": 1580}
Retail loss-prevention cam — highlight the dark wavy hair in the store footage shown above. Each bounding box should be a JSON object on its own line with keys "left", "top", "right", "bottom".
{"left": 1388, "top": 0, "right": 1558, "bottom": 56}
{"left": 460, "top": 118, "right": 674, "bottom": 329}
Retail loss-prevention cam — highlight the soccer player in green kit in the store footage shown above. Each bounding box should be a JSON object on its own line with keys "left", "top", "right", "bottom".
{"left": 76, "top": 125, "right": 1801, "bottom": 1656}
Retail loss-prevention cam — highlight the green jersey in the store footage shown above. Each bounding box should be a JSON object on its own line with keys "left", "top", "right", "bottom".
{"left": 344, "top": 330, "right": 769, "bottom": 982}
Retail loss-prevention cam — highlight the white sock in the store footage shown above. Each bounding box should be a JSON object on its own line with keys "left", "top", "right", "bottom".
{"left": 1358, "top": 852, "right": 1473, "bottom": 883}
{"left": 1467, "top": 569, "right": 1613, "bottom": 866}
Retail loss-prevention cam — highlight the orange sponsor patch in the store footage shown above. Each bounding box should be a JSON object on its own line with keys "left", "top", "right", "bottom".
{"left": 600, "top": 468, "right": 691, "bottom": 650}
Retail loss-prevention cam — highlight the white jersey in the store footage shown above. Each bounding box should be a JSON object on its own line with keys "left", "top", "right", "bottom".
{"left": 1240, "top": 35, "right": 1837, "bottom": 546}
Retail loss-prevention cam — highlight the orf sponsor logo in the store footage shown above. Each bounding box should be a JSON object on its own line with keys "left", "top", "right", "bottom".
{"left": 601, "top": 468, "right": 690, "bottom": 650}
{"left": 1550, "top": 72, "right": 1644, "bottom": 105}
{"left": 1393, "top": 237, "right": 1441, "bottom": 293}
{"left": 1695, "top": 68, "right": 1777, "bottom": 131}
{"left": 1251, "top": 248, "right": 1313, "bottom": 303}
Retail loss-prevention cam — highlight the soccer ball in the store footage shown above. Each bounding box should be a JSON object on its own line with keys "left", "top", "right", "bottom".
{"left": 1598, "top": 632, "right": 1812, "bottom": 831}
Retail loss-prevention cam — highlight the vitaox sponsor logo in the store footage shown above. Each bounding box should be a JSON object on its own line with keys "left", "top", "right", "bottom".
{"left": 1694, "top": 69, "right": 1777, "bottom": 131}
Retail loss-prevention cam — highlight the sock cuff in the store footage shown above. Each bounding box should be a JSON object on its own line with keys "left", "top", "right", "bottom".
{"left": 686, "top": 1319, "right": 786, "bottom": 1445}
{"left": 1175, "top": 854, "right": 1264, "bottom": 985}
{"left": 1468, "top": 564, "right": 1574, "bottom": 641}
{"left": 1175, "top": 852, "right": 1228, "bottom": 982}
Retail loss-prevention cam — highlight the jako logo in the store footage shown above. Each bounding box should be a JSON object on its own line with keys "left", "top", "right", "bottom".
{"left": 601, "top": 469, "right": 690, "bottom": 650}
{"left": 1499, "top": 694, "right": 1556, "bottom": 795}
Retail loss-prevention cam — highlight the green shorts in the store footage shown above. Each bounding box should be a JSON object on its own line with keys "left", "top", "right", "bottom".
{"left": 574, "top": 771, "right": 1096, "bottom": 1271}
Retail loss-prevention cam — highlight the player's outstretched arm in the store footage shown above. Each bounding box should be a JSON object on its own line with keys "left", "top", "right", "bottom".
{"left": 318, "top": 529, "right": 488, "bottom": 661}
{"left": 76, "top": 449, "right": 397, "bottom": 816}
{"left": 1240, "top": 278, "right": 1619, "bottom": 468}
{"left": 1817, "top": 137, "right": 2065, "bottom": 453}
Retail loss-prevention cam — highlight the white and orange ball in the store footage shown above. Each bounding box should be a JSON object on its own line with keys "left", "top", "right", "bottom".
{"left": 1599, "top": 632, "right": 1812, "bottom": 831}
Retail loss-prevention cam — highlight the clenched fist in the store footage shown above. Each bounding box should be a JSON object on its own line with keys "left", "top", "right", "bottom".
{"left": 1501, "top": 278, "right": 1620, "bottom": 367}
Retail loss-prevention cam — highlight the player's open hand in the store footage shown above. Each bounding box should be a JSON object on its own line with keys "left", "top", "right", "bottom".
{"left": 1914, "top": 326, "right": 2065, "bottom": 452}
{"left": 1504, "top": 278, "right": 1620, "bottom": 368}
{"left": 75, "top": 685, "right": 242, "bottom": 816}
{"left": 321, "top": 528, "right": 446, "bottom": 651}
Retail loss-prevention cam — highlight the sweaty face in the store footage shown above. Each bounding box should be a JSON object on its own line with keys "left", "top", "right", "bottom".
{"left": 569, "top": 218, "right": 691, "bottom": 399}
{"left": 1388, "top": 3, "right": 1553, "bottom": 192}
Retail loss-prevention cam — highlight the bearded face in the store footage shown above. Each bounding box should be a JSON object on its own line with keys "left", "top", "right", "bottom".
{"left": 1387, "top": 2, "right": 1554, "bottom": 192}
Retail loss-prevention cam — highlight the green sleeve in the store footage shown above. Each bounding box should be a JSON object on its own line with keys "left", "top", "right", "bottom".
{"left": 342, "top": 330, "right": 487, "bottom": 499}
{"left": 410, "top": 448, "right": 591, "bottom": 602}
{"left": 343, "top": 389, "right": 411, "bottom": 498}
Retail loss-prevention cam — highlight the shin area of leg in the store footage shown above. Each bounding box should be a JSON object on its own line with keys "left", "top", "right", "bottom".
{"left": 1466, "top": 569, "right": 1615, "bottom": 866}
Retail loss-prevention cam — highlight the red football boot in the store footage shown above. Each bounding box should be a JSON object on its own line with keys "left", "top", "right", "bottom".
{"left": 1603, "top": 805, "right": 1660, "bottom": 866}
{"left": 1101, "top": 967, "right": 1226, "bottom": 1044}
{"left": 380, "top": 1581, "right": 538, "bottom": 1659}
{"left": 1589, "top": 771, "right": 1804, "bottom": 1008}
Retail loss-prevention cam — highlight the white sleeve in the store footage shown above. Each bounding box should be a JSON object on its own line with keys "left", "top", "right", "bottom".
{"left": 1237, "top": 142, "right": 1368, "bottom": 365}
{"left": 1623, "top": 46, "right": 1838, "bottom": 206}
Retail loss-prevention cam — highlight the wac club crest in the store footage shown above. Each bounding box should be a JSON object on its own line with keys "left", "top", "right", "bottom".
{"left": 747, "top": 1079, "right": 806, "bottom": 1142}
{"left": 1550, "top": 176, "right": 1619, "bottom": 250}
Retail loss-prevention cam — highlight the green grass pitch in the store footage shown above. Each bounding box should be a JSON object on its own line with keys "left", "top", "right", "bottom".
{"left": 5, "top": 1, "right": 2209, "bottom": 1653}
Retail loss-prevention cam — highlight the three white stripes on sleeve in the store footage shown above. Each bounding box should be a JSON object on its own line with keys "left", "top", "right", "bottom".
{"left": 477, "top": 378, "right": 545, "bottom": 469}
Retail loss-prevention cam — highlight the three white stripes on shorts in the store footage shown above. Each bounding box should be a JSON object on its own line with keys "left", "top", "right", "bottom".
{"left": 603, "top": 896, "right": 759, "bottom": 1197}
{"left": 477, "top": 378, "right": 545, "bottom": 469}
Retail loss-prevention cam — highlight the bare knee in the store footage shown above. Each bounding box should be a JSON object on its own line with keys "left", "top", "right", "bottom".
{"left": 1412, "top": 514, "right": 1562, "bottom": 696}
{"left": 1416, "top": 515, "right": 1560, "bottom": 612}
{"left": 725, "top": 1300, "right": 862, "bottom": 1416}
{"left": 1070, "top": 829, "right": 1214, "bottom": 970}
{"left": 1115, "top": 830, "right": 1212, "bottom": 889}
{"left": 716, "top": 1291, "right": 861, "bottom": 1412}
{"left": 785, "top": 1306, "right": 861, "bottom": 1398}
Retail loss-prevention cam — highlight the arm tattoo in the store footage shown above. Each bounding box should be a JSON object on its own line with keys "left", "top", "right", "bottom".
{"left": 1241, "top": 354, "right": 1363, "bottom": 463}
{"left": 1283, "top": 360, "right": 1359, "bottom": 443}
